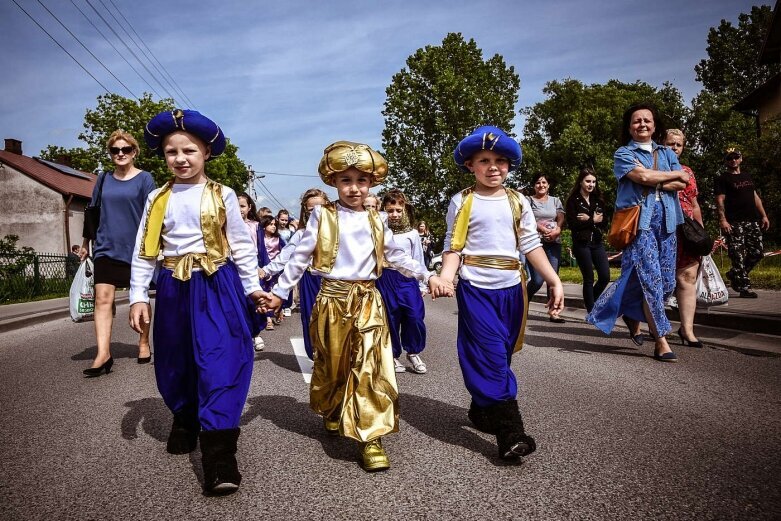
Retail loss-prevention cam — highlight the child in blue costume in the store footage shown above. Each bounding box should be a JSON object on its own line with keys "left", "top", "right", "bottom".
{"left": 431, "top": 126, "right": 564, "bottom": 460}
{"left": 376, "top": 189, "right": 429, "bottom": 374}
{"left": 129, "top": 109, "right": 266, "bottom": 495}
{"left": 260, "top": 188, "right": 329, "bottom": 360}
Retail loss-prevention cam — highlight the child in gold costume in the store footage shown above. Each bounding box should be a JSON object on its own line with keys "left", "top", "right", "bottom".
{"left": 263, "top": 141, "right": 440, "bottom": 471}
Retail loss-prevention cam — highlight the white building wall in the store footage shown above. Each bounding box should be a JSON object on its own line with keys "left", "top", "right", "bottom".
{"left": 0, "top": 165, "right": 68, "bottom": 253}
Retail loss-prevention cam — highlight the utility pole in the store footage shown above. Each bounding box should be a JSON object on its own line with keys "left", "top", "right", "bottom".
{"left": 246, "top": 165, "right": 265, "bottom": 201}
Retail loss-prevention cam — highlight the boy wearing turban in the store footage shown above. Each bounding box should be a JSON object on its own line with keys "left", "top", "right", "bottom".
{"left": 129, "top": 109, "right": 267, "bottom": 495}
{"left": 263, "top": 141, "right": 440, "bottom": 471}
{"left": 431, "top": 126, "right": 564, "bottom": 460}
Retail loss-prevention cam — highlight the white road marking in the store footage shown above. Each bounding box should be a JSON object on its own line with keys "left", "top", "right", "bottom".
{"left": 290, "top": 337, "right": 313, "bottom": 384}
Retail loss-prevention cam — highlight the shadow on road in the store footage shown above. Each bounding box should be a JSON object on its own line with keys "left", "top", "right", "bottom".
{"left": 399, "top": 393, "right": 521, "bottom": 467}
{"left": 524, "top": 331, "right": 649, "bottom": 359}
{"left": 121, "top": 397, "right": 170, "bottom": 442}
{"left": 242, "top": 394, "right": 356, "bottom": 463}
{"left": 71, "top": 342, "right": 140, "bottom": 361}
{"left": 254, "top": 351, "right": 301, "bottom": 373}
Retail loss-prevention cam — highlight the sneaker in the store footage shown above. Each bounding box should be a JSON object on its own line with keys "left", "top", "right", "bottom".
{"left": 253, "top": 336, "right": 265, "bottom": 352}
{"left": 739, "top": 290, "right": 758, "bottom": 298}
{"left": 283, "top": 308, "right": 292, "bottom": 317}
{"left": 359, "top": 438, "right": 390, "bottom": 472}
{"left": 393, "top": 358, "right": 406, "bottom": 373}
{"left": 406, "top": 353, "right": 427, "bottom": 374}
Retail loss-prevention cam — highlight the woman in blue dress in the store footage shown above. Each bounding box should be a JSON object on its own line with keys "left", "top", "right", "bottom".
{"left": 586, "top": 103, "right": 688, "bottom": 362}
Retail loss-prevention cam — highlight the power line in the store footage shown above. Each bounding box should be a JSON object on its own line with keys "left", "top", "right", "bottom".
{"left": 10, "top": 0, "right": 112, "bottom": 95}
{"left": 106, "top": 0, "right": 197, "bottom": 108}
{"left": 83, "top": 0, "right": 168, "bottom": 100}
{"left": 257, "top": 170, "right": 320, "bottom": 178}
{"left": 93, "top": 0, "right": 179, "bottom": 104}
{"left": 36, "top": 0, "right": 138, "bottom": 99}
{"left": 256, "top": 177, "right": 286, "bottom": 209}
{"left": 70, "top": 0, "right": 161, "bottom": 99}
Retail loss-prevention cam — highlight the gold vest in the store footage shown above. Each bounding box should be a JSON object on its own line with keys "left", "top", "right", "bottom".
{"left": 450, "top": 186, "right": 525, "bottom": 252}
{"left": 311, "top": 202, "right": 385, "bottom": 277}
{"left": 448, "top": 186, "right": 528, "bottom": 353}
{"left": 139, "top": 179, "right": 229, "bottom": 281}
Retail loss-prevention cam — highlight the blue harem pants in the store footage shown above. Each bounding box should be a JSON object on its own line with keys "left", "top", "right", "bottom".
{"left": 376, "top": 268, "right": 427, "bottom": 358}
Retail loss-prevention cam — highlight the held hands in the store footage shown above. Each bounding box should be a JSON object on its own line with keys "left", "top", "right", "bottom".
{"left": 593, "top": 212, "right": 603, "bottom": 224}
{"left": 258, "top": 292, "right": 283, "bottom": 314}
{"left": 129, "top": 303, "right": 151, "bottom": 334}
{"left": 249, "top": 290, "right": 273, "bottom": 314}
{"left": 429, "top": 275, "right": 454, "bottom": 299}
{"left": 258, "top": 267, "right": 267, "bottom": 280}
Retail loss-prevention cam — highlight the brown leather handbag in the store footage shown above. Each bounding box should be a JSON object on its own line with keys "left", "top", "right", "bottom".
{"left": 607, "top": 151, "right": 656, "bottom": 250}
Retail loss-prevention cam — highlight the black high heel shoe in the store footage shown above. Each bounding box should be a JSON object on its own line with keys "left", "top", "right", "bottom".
{"left": 677, "top": 328, "right": 703, "bottom": 348}
{"left": 137, "top": 354, "right": 152, "bottom": 364}
{"left": 83, "top": 357, "right": 113, "bottom": 377}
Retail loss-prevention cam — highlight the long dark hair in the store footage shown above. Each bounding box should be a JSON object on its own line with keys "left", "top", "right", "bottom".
{"left": 259, "top": 215, "right": 279, "bottom": 237}
{"left": 620, "top": 102, "right": 665, "bottom": 146}
{"left": 237, "top": 192, "right": 259, "bottom": 222}
{"left": 566, "top": 167, "right": 605, "bottom": 209}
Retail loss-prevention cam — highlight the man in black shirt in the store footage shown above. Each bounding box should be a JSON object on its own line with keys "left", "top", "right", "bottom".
{"left": 715, "top": 147, "right": 770, "bottom": 298}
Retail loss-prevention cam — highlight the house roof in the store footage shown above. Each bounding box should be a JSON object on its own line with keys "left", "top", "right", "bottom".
{"left": 733, "top": 72, "right": 781, "bottom": 113}
{"left": 0, "top": 150, "right": 96, "bottom": 200}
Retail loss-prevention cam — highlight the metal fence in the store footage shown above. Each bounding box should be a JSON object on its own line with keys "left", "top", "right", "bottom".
{"left": 0, "top": 252, "right": 77, "bottom": 303}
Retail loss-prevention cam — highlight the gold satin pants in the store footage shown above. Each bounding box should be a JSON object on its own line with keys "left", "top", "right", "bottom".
{"left": 309, "top": 278, "right": 399, "bottom": 442}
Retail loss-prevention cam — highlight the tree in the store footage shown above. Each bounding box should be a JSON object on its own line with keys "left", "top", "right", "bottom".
{"left": 40, "top": 93, "right": 250, "bottom": 191}
{"left": 688, "top": 4, "right": 781, "bottom": 243}
{"left": 382, "top": 33, "right": 520, "bottom": 241}
{"left": 520, "top": 79, "right": 688, "bottom": 210}
{"left": 694, "top": 5, "right": 779, "bottom": 100}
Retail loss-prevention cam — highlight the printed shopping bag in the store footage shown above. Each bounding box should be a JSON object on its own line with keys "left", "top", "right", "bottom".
{"left": 69, "top": 258, "right": 95, "bottom": 322}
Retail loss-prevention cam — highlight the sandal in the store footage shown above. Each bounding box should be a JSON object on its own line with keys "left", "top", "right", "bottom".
{"left": 406, "top": 354, "right": 427, "bottom": 374}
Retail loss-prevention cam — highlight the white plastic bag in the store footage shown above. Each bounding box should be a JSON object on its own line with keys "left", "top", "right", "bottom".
{"left": 70, "top": 258, "right": 95, "bottom": 322}
{"left": 696, "top": 255, "right": 728, "bottom": 307}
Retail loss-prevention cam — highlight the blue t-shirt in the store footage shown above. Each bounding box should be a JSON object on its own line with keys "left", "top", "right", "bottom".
{"left": 91, "top": 170, "right": 156, "bottom": 263}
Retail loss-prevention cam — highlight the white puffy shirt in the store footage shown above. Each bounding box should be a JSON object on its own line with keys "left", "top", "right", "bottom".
{"left": 387, "top": 228, "right": 428, "bottom": 291}
{"left": 443, "top": 191, "right": 541, "bottom": 289}
{"left": 129, "top": 183, "right": 261, "bottom": 304}
{"left": 272, "top": 203, "right": 431, "bottom": 300}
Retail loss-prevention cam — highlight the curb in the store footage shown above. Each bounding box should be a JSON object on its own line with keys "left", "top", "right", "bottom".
{"left": 529, "top": 293, "right": 779, "bottom": 336}
{"left": 0, "top": 294, "right": 135, "bottom": 334}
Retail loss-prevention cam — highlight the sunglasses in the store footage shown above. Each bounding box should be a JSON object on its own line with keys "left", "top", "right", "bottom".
{"left": 109, "top": 146, "right": 134, "bottom": 155}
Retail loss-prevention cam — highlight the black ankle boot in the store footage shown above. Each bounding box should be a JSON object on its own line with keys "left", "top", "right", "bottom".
{"left": 487, "top": 400, "right": 537, "bottom": 460}
{"left": 468, "top": 400, "right": 497, "bottom": 434}
{"left": 200, "top": 428, "right": 242, "bottom": 495}
{"left": 166, "top": 410, "right": 200, "bottom": 454}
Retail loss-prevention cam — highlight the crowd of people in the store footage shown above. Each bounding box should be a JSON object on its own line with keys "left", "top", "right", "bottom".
{"left": 73, "top": 102, "right": 770, "bottom": 496}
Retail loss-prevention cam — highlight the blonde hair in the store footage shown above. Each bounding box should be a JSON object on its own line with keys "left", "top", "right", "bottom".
{"left": 106, "top": 130, "right": 139, "bottom": 152}
{"left": 663, "top": 128, "right": 686, "bottom": 143}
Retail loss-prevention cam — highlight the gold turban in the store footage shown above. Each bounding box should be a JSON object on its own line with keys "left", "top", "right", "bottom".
{"left": 317, "top": 141, "right": 388, "bottom": 187}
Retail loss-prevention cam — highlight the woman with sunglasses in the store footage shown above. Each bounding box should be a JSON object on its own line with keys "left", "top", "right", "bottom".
{"left": 79, "top": 130, "right": 156, "bottom": 376}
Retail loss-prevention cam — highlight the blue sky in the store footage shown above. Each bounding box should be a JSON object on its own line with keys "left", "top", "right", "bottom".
{"left": 0, "top": 0, "right": 760, "bottom": 211}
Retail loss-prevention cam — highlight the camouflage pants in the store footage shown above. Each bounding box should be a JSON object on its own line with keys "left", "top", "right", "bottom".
{"left": 725, "top": 220, "right": 764, "bottom": 291}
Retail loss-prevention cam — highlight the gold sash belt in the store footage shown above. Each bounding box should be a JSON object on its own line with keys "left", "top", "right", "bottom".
{"left": 163, "top": 253, "right": 226, "bottom": 282}
{"left": 462, "top": 255, "right": 521, "bottom": 270}
{"left": 318, "top": 279, "right": 383, "bottom": 333}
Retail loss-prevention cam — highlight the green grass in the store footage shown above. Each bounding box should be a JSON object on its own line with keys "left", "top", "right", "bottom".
{"left": 557, "top": 251, "right": 781, "bottom": 290}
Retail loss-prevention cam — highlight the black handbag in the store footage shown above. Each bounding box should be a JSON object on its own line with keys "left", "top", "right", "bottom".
{"left": 679, "top": 215, "right": 713, "bottom": 256}
{"left": 82, "top": 173, "right": 107, "bottom": 240}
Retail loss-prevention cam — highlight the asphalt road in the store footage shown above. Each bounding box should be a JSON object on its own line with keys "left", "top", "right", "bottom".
{"left": 0, "top": 297, "right": 779, "bottom": 520}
